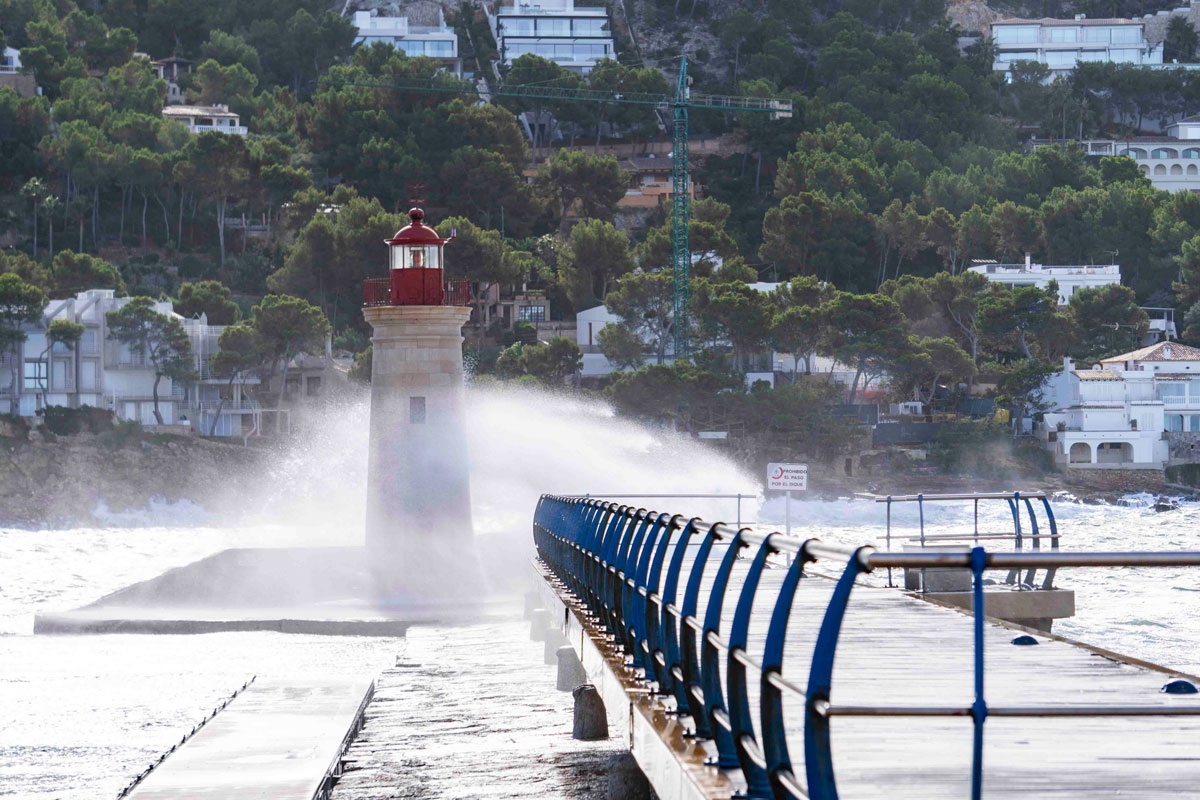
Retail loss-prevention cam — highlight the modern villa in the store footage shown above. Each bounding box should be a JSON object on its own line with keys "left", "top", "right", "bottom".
{"left": 352, "top": 10, "right": 461, "bottom": 76}
{"left": 990, "top": 16, "right": 1165, "bottom": 75}
{"left": 490, "top": 0, "right": 615, "bottom": 74}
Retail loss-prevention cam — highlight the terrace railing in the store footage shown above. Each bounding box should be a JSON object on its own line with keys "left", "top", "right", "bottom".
{"left": 533, "top": 494, "right": 1200, "bottom": 800}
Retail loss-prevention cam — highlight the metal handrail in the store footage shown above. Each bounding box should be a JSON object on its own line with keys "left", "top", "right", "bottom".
{"left": 877, "top": 491, "right": 1060, "bottom": 591}
{"left": 531, "top": 494, "right": 1200, "bottom": 800}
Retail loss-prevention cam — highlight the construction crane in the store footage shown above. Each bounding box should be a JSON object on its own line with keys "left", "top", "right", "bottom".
{"left": 325, "top": 58, "right": 791, "bottom": 358}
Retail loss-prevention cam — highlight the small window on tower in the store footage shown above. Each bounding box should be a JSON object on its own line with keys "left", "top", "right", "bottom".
{"left": 410, "top": 396, "right": 426, "bottom": 424}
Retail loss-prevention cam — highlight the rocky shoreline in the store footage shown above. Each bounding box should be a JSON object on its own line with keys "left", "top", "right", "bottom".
{"left": 0, "top": 433, "right": 265, "bottom": 528}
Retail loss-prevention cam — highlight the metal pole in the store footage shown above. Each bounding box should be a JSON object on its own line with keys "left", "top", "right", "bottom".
{"left": 970, "top": 547, "right": 987, "bottom": 800}
{"left": 785, "top": 491, "right": 792, "bottom": 566}
{"left": 885, "top": 496, "right": 893, "bottom": 587}
{"left": 737, "top": 493, "right": 742, "bottom": 529}
{"left": 918, "top": 494, "right": 925, "bottom": 593}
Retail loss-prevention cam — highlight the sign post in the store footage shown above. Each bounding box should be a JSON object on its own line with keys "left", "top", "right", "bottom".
{"left": 767, "top": 463, "right": 808, "bottom": 563}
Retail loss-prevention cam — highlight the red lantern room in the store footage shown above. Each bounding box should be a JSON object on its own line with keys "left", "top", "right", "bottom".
{"left": 363, "top": 203, "right": 469, "bottom": 307}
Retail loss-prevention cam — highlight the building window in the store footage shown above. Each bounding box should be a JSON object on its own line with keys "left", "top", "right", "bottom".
{"left": 994, "top": 25, "right": 1039, "bottom": 44}
{"left": 1049, "top": 28, "right": 1077, "bottom": 42}
{"left": 23, "top": 360, "right": 46, "bottom": 390}
{"left": 1110, "top": 26, "right": 1140, "bottom": 44}
{"left": 410, "top": 395, "right": 426, "bottom": 424}
{"left": 572, "top": 18, "right": 607, "bottom": 36}
{"left": 1152, "top": 148, "right": 1177, "bottom": 159}
{"left": 518, "top": 305, "right": 547, "bottom": 322}
{"left": 501, "top": 18, "right": 534, "bottom": 36}
{"left": 998, "top": 50, "right": 1039, "bottom": 64}
{"left": 1083, "top": 27, "right": 1110, "bottom": 43}
{"left": 1046, "top": 50, "right": 1078, "bottom": 67}
{"left": 1111, "top": 48, "right": 1140, "bottom": 63}
{"left": 306, "top": 376, "right": 321, "bottom": 396}
{"left": 537, "top": 18, "right": 569, "bottom": 35}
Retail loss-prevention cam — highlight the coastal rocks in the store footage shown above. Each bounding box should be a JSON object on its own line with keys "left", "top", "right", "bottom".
{"left": 0, "top": 435, "right": 262, "bottom": 527}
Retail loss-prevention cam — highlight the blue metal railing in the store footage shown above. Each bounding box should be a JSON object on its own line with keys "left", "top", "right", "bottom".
{"left": 877, "top": 492, "right": 1060, "bottom": 589}
{"left": 533, "top": 494, "right": 1200, "bottom": 800}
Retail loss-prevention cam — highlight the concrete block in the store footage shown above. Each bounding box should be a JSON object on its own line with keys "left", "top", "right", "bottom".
{"left": 607, "top": 752, "right": 651, "bottom": 800}
{"left": 557, "top": 645, "right": 587, "bottom": 691}
{"left": 924, "top": 588, "right": 1075, "bottom": 631}
{"left": 903, "top": 544, "right": 971, "bottom": 592}
{"left": 544, "top": 628, "right": 567, "bottom": 664}
{"left": 529, "top": 608, "right": 550, "bottom": 640}
{"left": 523, "top": 591, "right": 540, "bottom": 620}
{"left": 572, "top": 684, "right": 608, "bottom": 740}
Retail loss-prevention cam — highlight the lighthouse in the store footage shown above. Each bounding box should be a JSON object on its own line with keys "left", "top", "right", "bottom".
{"left": 363, "top": 202, "right": 473, "bottom": 585}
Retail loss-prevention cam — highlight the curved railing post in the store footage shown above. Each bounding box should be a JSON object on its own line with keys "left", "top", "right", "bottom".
{"left": 630, "top": 513, "right": 669, "bottom": 673}
{"left": 698, "top": 528, "right": 747, "bottom": 768}
{"left": 726, "top": 536, "right": 775, "bottom": 796}
{"left": 661, "top": 518, "right": 700, "bottom": 712}
{"left": 679, "top": 524, "right": 720, "bottom": 738}
{"left": 1040, "top": 496, "right": 1059, "bottom": 589}
{"left": 805, "top": 547, "right": 872, "bottom": 800}
{"left": 761, "top": 541, "right": 815, "bottom": 799}
{"left": 645, "top": 514, "right": 683, "bottom": 690}
{"left": 1022, "top": 496, "right": 1040, "bottom": 587}
{"left": 1004, "top": 495, "right": 1022, "bottom": 585}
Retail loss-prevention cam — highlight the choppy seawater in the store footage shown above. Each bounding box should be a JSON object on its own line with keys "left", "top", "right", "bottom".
{"left": 4, "top": 492, "right": 1200, "bottom": 798}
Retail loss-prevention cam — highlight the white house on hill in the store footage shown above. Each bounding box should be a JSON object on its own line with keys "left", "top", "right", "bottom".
{"left": 1041, "top": 341, "right": 1200, "bottom": 469}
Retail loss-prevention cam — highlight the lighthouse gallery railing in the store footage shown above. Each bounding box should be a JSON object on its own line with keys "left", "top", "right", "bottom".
{"left": 532, "top": 494, "right": 1200, "bottom": 800}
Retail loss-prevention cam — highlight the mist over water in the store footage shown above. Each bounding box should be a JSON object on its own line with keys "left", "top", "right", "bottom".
{"left": 4, "top": 385, "right": 1200, "bottom": 798}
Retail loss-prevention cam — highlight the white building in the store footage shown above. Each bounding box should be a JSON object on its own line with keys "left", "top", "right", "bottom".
{"left": 491, "top": 0, "right": 615, "bottom": 74}
{"left": 968, "top": 259, "right": 1177, "bottom": 340}
{"left": 1, "top": 290, "right": 184, "bottom": 423}
{"left": 352, "top": 10, "right": 461, "bottom": 76}
{"left": 968, "top": 258, "right": 1121, "bottom": 303}
{"left": 2, "top": 46, "right": 21, "bottom": 72}
{"left": 991, "top": 16, "right": 1165, "bottom": 75}
{"left": 1041, "top": 342, "right": 1200, "bottom": 469}
{"left": 161, "top": 104, "right": 247, "bottom": 136}
{"left": 1030, "top": 119, "right": 1200, "bottom": 192}
{"left": 0, "top": 290, "right": 261, "bottom": 436}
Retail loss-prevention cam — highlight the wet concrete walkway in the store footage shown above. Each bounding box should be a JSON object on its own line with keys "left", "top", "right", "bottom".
{"left": 330, "top": 615, "right": 622, "bottom": 800}
{"left": 128, "top": 676, "right": 373, "bottom": 799}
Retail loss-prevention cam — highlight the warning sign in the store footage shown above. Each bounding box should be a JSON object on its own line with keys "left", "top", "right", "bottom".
{"left": 767, "top": 462, "right": 808, "bottom": 491}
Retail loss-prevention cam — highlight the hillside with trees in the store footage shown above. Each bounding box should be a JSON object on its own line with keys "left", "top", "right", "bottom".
{"left": 4, "top": 0, "right": 1200, "bottom": 471}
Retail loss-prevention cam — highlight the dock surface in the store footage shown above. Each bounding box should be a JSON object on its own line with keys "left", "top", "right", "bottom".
{"left": 128, "top": 676, "right": 373, "bottom": 800}
{"left": 330, "top": 617, "right": 622, "bottom": 800}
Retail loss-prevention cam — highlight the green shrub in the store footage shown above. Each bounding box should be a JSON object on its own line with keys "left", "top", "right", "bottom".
{"left": 40, "top": 406, "right": 82, "bottom": 436}
{"left": 37, "top": 405, "right": 115, "bottom": 436}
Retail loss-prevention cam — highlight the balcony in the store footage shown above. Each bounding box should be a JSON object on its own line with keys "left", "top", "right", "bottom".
{"left": 364, "top": 272, "right": 471, "bottom": 307}
{"left": 192, "top": 123, "right": 247, "bottom": 136}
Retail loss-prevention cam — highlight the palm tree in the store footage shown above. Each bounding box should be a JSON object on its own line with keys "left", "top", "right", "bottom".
{"left": 20, "top": 178, "right": 47, "bottom": 258}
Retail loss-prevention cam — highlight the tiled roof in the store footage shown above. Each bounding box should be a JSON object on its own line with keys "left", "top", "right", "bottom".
{"left": 1102, "top": 342, "right": 1200, "bottom": 363}
{"left": 162, "top": 105, "right": 238, "bottom": 118}
{"left": 1072, "top": 369, "right": 1121, "bottom": 381}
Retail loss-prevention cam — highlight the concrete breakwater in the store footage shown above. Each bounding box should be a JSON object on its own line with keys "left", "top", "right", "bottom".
{"left": 0, "top": 434, "right": 261, "bottom": 527}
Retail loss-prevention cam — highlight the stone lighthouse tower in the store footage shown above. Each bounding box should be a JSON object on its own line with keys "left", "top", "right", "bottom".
{"left": 363, "top": 203, "right": 473, "bottom": 573}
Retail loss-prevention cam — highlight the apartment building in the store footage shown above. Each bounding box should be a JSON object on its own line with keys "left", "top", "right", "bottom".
{"left": 491, "top": 0, "right": 615, "bottom": 74}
